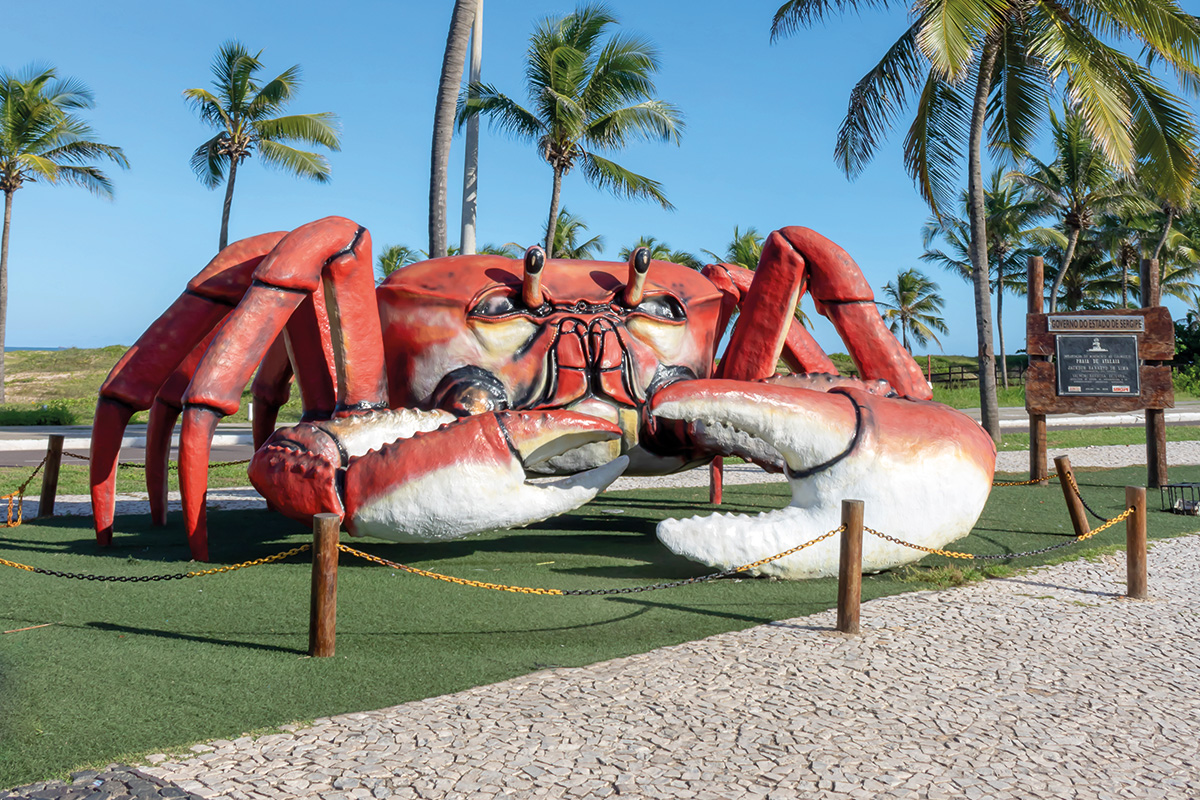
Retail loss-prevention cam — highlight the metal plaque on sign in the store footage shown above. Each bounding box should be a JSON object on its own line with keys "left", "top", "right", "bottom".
{"left": 1054, "top": 335, "right": 1140, "bottom": 396}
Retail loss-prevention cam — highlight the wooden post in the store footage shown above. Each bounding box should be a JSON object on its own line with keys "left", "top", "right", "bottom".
{"left": 836, "top": 499, "right": 864, "bottom": 634}
{"left": 1054, "top": 455, "right": 1090, "bottom": 538}
{"left": 1027, "top": 256, "right": 1048, "bottom": 485}
{"left": 1141, "top": 258, "right": 1168, "bottom": 489}
{"left": 309, "top": 513, "right": 340, "bottom": 657}
{"left": 1125, "top": 486, "right": 1147, "bottom": 599}
{"left": 709, "top": 457, "right": 723, "bottom": 505}
{"left": 926, "top": 354, "right": 932, "bottom": 383}
{"left": 36, "top": 434, "right": 64, "bottom": 518}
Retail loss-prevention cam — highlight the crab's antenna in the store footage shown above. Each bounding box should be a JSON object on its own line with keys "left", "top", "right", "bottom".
{"left": 623, "top": 247, "right": 650, "bottom": 306}
{"left": 522, "top": 246, "right": 545, "bottom": 308}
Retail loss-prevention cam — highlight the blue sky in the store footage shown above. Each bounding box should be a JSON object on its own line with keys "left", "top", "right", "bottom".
{"left": 1, "top": 0, "right": 1190, "bottom": 358}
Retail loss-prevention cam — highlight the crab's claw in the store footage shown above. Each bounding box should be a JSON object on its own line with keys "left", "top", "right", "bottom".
{"left": 249, "top": 409, "right": 628, "bottom": 542}
{"left": 651, "top": 379, "right": 996, "bottom": 578}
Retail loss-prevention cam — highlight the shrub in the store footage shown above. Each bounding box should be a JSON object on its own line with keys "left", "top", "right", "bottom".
{"left": 0, "top": 401, "right": 78, "bottom": 426}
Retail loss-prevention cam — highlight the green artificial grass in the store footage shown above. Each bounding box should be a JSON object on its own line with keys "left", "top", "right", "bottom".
{"left": 2, "top": 466, "right": 1198, "bottom": 787}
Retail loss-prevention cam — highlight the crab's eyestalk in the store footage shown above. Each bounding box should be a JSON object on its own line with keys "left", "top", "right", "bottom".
{"left": 522, "top": 245, "right": 546, "bottom": 308}
{"left": 623, "top": 247, "right": 651, "bottom": 306}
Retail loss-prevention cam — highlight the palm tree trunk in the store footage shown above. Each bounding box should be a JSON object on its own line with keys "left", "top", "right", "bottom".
{"left": 430, "top": 0, "right": 479, "bottom": 259}
{"left": 1121, "top": 255, "right": 1129, "bottom": 307}
{"left": 459, "top": 0, "right": 484, "bottom": 255}
{"left": 219, "top": 157, "right": 239, "bottom": 251}
{"left": 1152, "top": 208, "right": 1175, "bottom": 261}
{"left": 545, "top": 166, "right": 564, "bottom": 257}
{"left": 0, "top": 189, "right": 11, "bottom": 403}
{"left": 967, "top": 36, "right": 1002, "bottom": 443}
{"left": 997, "top": 271, "right": 1008, "bottom": 389}
{"left": 1047, "top": 226, "right": 1080, "bottom": 312}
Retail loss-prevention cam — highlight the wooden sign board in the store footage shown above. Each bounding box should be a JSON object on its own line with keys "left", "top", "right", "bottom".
{"left": 1025, "top": 307, "right": 1174, "bottom": 415}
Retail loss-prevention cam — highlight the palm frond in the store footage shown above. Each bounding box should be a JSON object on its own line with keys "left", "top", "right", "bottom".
{"left": 903, "top": 70, "right": 970, "bottom": 217}
{"left": 255, "top": 140, "right": 332, "bottom": 182}
{"left": 581, "top": 32, "right": 660, "bottom": 109}
{"left": 771, "top": 0, "right": 896, "bottom": 41}
{"left": 182, "top": 87, "right": 231, "bottom": 131}
{"left": 254, "top": 112, "right": 341, "bottom": 150}
{"left": 580, "top": 151, "right": 672, "bottom": 208}
{"left": 189, "top": 134, "right": 228, "bottom": 188}
{"left": 47, "top": 164, "right": 116, "bottom": 197}
{"left": 585, "top": 100, "right": 683, "bottom": 149}
{"left": 916, "top": 0, "right": 1007, "bottom": 81}
{"left": 247, "top": 65, "right": 302, "bottom": 118}
{"left": 834, "top": 19, "right": 930, "bottom": 179}
{"left": 987, "top": 21, "right": 1050, "bottom": 160}
{"left": 457, "top": 83, "right": 544, "bottom": 140}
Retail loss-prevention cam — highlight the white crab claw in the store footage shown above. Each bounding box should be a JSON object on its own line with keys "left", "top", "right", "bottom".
{"left": 651, "top": 380, "right": 996, "bottom": 578}
{"left": 341, "top": 410, "right": 628, "bottom": 542}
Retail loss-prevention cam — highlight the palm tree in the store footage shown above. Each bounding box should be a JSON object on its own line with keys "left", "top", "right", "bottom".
{"left": 0, "top": 66, "right": 127, "bottom": 402}
{"left": 185, "top": 41, "right": 341, "bottom": 251}
{"left": 430, "top": 0, "right": 480, "bottom": 259}
{"left": 550, "top": 209, "right": 604, "bottom": 259}
{"left": 375, "top": 244, "right": 422, "bottom": 283}
{"left": 1007, "top": 109, "right": 1145, "bottom": 311}
{"left": 376, "top": 241, "right": 522, "bottom": 283}
{"left": 619, "top": 236, "right": 700, "bottom": 269}
{"left": 771, "top": 0, "right": 1200, "bottom": 442}
{"left": 878, "top": 269, "right": 948, "bottom": 353}
{"left": 458, "top": 2, "right": 684, "bottom": 256}
{"left": 922, "top": 169, "right": 1062, "bottom": 386}
{"left": 703, "top": 226, "right": 811, "bottom": 325}
{"left": 702, "top": 226, "right": 763, "bottom": 269}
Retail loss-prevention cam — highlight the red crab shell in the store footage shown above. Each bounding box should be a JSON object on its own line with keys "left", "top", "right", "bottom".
{"left": 377, "top": 254, "right": 725, "bottom": 469}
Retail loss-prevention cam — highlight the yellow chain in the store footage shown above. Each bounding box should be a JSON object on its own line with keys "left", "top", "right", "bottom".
{"left": 0, "top": 556, "right": 36, "bottom": 572}
{"left": 864, "top": 506, "right": 1136, "bottom": 560}
{"left": 993, "top": 473, "right": 1060, "bottom": 487}
{"left": 185, "top": 544, "right": 311, "bottom": 576}
{"left": 863, "top": 527, "right": 981, "bottom": 559}
{"left": 732, "top": 525, "right": 843, "bottom": 572}
{"left": 337, "top": 544, "right": 565, "bottom": 594}
{"left": 1073, "top": 507, "right": 1135, "bottom": 542}
{"left": 338, "top": 527, "right": 845, "bottom": 594}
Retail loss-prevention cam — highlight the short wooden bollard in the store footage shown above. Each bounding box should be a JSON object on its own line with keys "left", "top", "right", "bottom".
{"left": 309, "top": 513, "right": 340, "bottom": 657}
{"left": 1125, "top": 486, "right": 1147, "bottom": 599}
{"left": 1054, "top": 455, "right": 1091, "bottom": 538}
{"left": 709, "top": 457, "right": 723, "bottom": 505}
{"left": 836, "top": 499, "right": 864, "bottom": 634}
{"left": 37, "top": 434, "right": 64, "bottom": 518}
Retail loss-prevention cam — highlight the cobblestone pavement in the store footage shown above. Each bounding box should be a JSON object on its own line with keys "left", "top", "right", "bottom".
{"left": 8, "top": 534, "right": 1173, "bottom": 800}
{"left": 2, "top": 766, "right": 205, "bottom": 800}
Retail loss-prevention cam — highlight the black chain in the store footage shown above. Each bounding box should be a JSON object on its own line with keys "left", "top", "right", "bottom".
{"left": 560, "top": 565, "right": 752, "bottom": 595}
{"left": 966, "top": 540, "right": 1085, "bottom": 560}
{"left": 25, "top": 566, "right": 193, "bottom": 582}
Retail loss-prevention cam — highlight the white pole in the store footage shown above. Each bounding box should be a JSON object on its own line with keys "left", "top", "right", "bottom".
{"left": 460, "top": 0, "right": 483, "bottom": 255}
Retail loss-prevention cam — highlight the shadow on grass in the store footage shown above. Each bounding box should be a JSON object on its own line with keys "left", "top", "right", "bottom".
{"left": 84, "top": 621, "right": 306, "bottom": 655}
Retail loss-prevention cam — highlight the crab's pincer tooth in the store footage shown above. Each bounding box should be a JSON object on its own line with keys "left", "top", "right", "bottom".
{"left": 342, "top": 411, "right": 627, "bottom": 542}
{"left": 496, "top": 409, "right": 622, "bottom": 467}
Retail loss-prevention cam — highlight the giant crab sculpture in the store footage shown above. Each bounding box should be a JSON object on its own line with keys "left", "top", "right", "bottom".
{"left": 90, "top": 217, "right": 996, "bottom": 578}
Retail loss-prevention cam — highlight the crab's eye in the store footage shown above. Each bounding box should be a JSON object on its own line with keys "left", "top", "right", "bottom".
{"left": 470, "top": 292, "right": 519, "bottom": 317}
{"left": 635, "top": 294, "right": 686, "bottom": 321}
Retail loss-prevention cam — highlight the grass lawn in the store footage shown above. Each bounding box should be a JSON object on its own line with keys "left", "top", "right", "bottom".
{"left": 2, "top": 464, "right": 1198, "bottom": 787}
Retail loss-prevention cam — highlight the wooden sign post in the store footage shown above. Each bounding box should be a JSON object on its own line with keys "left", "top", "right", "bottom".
{"left": 1025, "top": 258, "right": 1174, "bottom": 488}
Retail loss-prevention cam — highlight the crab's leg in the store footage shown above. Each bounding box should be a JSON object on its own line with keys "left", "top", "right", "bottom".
{"left": 180, "top": 216, "right": 385, "bottom": 560}
{"left": 91, "top": 232, "right": 286, "bottom": 545}
{"left": 250, "top": 334, "right": 294, "bottom": 451}
{"left": 718, "top": 228, "right": 930, "bottom": 400}
{"left": 143, "top": 328, "right": 219, "bottom": 526}
{"left": 704, "top": 262, "right": 837, "bottom": 376}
